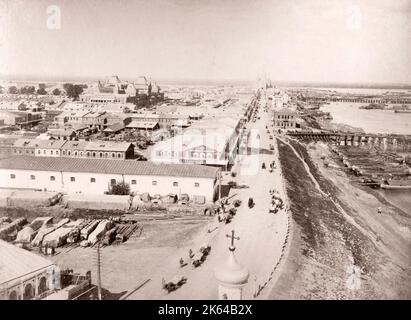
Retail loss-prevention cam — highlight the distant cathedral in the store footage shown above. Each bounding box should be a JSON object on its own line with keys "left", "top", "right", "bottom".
{"left": 80, "top": 75, "right": 164, "bottom": 106}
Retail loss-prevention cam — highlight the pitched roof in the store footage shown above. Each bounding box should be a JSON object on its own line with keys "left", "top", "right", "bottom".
{"left": 48, "top": 129, "right": 75, "bottom": 137}
{"left": 13, "top": 138, "right": 38, "bottom": 148}
{"left": 62, "top": 110, "right": 90, "bottom": 118}
{"left": 23, "top": 139, "right": 67, "bottom": 149}
{"left": 0, "top": 240, "right": 55, "bottom": 285}
{"left": 273, "top": 107, "right": 297, "bottom": 114}
{"left": 153, "top": 130, "right": 227, "bottom": 154}
{"left": 86, "top": 141, "right": 132, "bottom": 152}
{"left": 83, "top": 111, "right": 106, "bottom": 118}
{"left": 0, "top": 156, "right": 220, "bottom": 179}
{"left": 103, "top": 122, "right": 125, "bottom": 132}
{"left": 60, "top": 140, "right": 89, "bottom": 150}
{"left": 60, "top": 140, "right": 132, "bottom": 152}
{"left": 126, "top": 120, "right": 159, "bottom": 129}
{"left": 0, "top": 137, "right": 20, "bottom": 146}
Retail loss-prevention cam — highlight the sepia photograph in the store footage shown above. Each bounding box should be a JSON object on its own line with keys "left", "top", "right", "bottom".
{"left": 0, "top": 0, "right": 410, "bottom": 307}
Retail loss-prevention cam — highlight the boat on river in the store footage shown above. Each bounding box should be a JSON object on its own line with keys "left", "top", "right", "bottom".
{"left": 381, "top": 180, "right": 411, "bottom": 189}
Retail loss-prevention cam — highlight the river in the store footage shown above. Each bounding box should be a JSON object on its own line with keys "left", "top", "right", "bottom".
{"left": 320, "top": 102, "right": 411, "bottom": 135}
{"left": 317, "top": 88, "right": 411, "bottom": 214}
{"left": 377, "top": 189, "right": 411, "bottom": 216}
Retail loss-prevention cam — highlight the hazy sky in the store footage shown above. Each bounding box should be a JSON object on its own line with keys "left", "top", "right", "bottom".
{"left": 1, "top": 0, "right": 411, "bottom": 83}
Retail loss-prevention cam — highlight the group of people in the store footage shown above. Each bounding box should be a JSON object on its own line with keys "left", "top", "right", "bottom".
{"left": 179, "top": 244, "right": 211, "bottom": 269}
{"left": 269, "top": 189, "right": 284, "bottom": 214}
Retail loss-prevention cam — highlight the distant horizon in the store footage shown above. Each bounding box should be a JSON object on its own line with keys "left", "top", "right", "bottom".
{"left": 1, "top": 74, "right": 411, "bottom": 89}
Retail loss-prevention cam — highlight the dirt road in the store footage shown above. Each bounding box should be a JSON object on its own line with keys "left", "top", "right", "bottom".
{"left": 127, "top": 94, "right": 290, "bottom": 299}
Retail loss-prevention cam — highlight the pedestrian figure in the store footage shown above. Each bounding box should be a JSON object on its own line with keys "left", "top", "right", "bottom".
{"left": 179, "top": 258, "right": 185, "bottom": 267}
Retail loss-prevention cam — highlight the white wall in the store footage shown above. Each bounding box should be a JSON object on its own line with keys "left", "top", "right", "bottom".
{"left": 0, "top": 169, "right": 216, "bottom": 202}
{"left": 35, "top": 148, "right": 61, "bottom": 157}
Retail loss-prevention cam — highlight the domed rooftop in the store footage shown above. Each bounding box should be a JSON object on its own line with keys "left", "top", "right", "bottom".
{"left": 214, "top": 248, "right": 249, "bottom": 286}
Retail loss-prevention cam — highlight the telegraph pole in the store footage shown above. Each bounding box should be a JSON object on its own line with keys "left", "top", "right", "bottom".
{"left": 96, "top": 243, "right": 102, "bottom": 300}
{"left": 218, "top": 170, "right": 222, "bottom": 200}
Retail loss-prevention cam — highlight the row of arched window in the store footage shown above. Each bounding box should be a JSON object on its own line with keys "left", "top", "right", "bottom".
{"left": 156, "top": 151, "right": 217, "bottom": 159}
{"left": 61, "top": 150, "right": 123, "bottom": 159}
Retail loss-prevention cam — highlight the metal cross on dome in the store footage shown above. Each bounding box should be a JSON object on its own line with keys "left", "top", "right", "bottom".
{"left": 226, "top": 230, "right": 240, "bottom": 251}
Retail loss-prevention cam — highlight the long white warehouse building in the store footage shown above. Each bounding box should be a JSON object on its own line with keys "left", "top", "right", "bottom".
{"left": 0, "top": 156, "right": 220, "bottom": 202}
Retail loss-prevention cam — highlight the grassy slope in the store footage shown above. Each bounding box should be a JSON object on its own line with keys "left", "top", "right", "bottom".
{"left": 270, "top": 139, "right": 410, "bottom": 299}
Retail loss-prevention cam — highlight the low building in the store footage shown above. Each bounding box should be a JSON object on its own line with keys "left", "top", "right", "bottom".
{"left": 0, "top": 137, "right": 19, "bottom": 158}
{"left": 0, "top": 239, "right": 61, "bottom": 300}
{"left": 0, "top": 111, "right": 42, "bottom": 127}
{"left": 159, "top": 114, "right": 190, "bottom": 128}
{"left": 60, "top": 140, "right": 134, "bottom": 160}
{"left": 125, "top": 120, "right": 160, "bottom": 131}
{"left": 82, "top": 111, "right": 108, "bottom": 130}
{"left": 272, "top": 108, "right": 297, "bottom": 129}
{"left": 103, "top": 122, "right": 125, "bottom": 135}
{"left": 151, "top": 117, "right": 241, "bottom": 168}
{"left": 12, "top": 138, "right": 37, "bottom": 156}
{"left": 47, "top": 129, "right": 77, "bottom": 140}
{"left": 84, "top": 141, "right": 134, "bottom": 160}
{"left": 9, "top": 139, "right": 135, "bottom": 160}
{"left": 52, "top": 110, "right": 89, "bottom": 127}
{"left": 0, "top": 111, "right": 25, "bottom": 125}
{"left": 13, "top": 138, "right": 67, "bottom": 157}
{"left": 59, "top": 140, "right": 89, "bottom": 158}
{"left": 155, "top": 105, "right": 206, "bottom": 121}
{"left": 124, "top": 113, "right": 189, "bottom": 129}
{"left": 52, "top": 110, "right": 108, "bottom": 131}
{"left": 0, "top": 156, "right": 220, "bottom": 202}
{"left": 34, "top": 139, "right": 67, "bottom": 157}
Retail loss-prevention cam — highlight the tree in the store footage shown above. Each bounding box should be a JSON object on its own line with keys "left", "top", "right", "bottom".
{"left": 52, "top": 88, "right": 61, "bottom": 96}
{"left": 37, "top": 87, "right": 47, "bottom": 95}
{"left": 63, "top": 83, "right": 84, "bottom": 100}
{"left": 62, "top": 83, "right": 71, "bottom": 92}
{"left": 8, "top": 86, "right": 18, "bottom": 94}
{"left": 19, "top": 86, "right": 35, "bottom": 95}
{"left": 109, "top": 182, "right": 130, "bottom": 195}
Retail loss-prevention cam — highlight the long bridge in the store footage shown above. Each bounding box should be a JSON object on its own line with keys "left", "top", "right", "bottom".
{"left": 304, "top": 97, "right": 411, "bottom": 104}
{"left": 287, "top": 131, "right": 411, "bottom": 149}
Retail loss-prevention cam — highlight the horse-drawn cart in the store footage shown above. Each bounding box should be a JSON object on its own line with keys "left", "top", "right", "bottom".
{"left": 191, "top": 245, "right": 211, "bottom": 268}
{"left": 162, "top": 275, "right": 187, "bottom": 293}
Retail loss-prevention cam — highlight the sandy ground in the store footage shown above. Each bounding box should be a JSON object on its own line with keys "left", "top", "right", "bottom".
{"left": 48, "top": 218, "right": 210, "bottom": 298}
{"left": 269, "top": 139, "right": 411, "bottom": 299}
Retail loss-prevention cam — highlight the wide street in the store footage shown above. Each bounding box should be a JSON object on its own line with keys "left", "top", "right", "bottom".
{"left": 128, "top": 93, "right": 290, "bottom": 299}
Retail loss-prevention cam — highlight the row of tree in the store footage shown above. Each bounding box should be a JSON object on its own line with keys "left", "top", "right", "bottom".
{"left": 5, "top": 83, "right": 86, "bottom": 100}
{"left": 7, "top": 84, "right": 56, "bottom": 96}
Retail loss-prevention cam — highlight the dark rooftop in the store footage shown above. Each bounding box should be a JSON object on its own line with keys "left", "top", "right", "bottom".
{"left": 0, "top": 156, "right": 220, "bottom": 179}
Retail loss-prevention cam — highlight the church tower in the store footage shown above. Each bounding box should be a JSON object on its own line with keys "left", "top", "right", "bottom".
{"left": 214, "top": 230, "right": 249, "bottom": 300}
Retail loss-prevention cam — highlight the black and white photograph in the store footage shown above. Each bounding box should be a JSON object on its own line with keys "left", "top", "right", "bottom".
{"left": 0, "top": 0, "right": 410, "bottom": 305}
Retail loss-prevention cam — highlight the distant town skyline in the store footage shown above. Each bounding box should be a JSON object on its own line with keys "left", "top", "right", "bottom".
{"left": 1, "top": 0, "right": 411, "bottom": 84}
